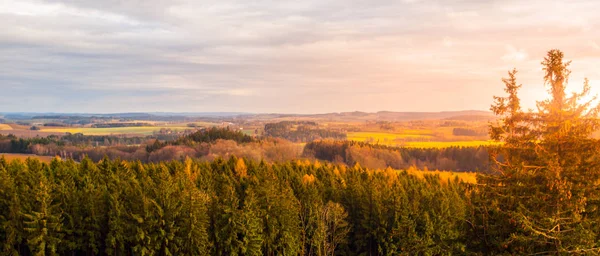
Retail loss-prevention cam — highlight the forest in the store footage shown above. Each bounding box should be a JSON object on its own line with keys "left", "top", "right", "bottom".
{"left": 264, "top": 121, "right": 347, "bottom": 142}
{"left": 303, "top": 140, "right": 490, "bottom": 173}
{"left": 1, "top": 49, "right": 600, "bottom": 255}
{"left": 0, "top": 155, "right": 470, "bottom": 255}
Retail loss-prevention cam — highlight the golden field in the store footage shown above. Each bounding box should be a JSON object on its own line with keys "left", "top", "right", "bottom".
{"left": 347, "top": 130, "right": 496, "bottom": 148}
{"left": 403, "top": 140, "right": 499, "bottom": 148}
{"left": 0, "top": 124, "right": 13, "bottom": 130}
{"left": 1, "top": 153, "right": 54, "bottom": 163}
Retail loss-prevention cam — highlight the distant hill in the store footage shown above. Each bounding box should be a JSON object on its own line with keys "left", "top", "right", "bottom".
{"left": 1, "top": 110, "right": 494, "bottom": 122}
{"left": 444, "top": 114, "right": 497, "bottom": 121}
{"left": 374, "top": 110, "right": 493, "bottom": 121}
{"left": 249, "top": 110, "right": 493, "bottom": 122}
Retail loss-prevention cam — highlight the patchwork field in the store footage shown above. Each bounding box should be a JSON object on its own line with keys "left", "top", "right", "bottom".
{"left": 1, "top": 153, "right": 54, "bottom": 163}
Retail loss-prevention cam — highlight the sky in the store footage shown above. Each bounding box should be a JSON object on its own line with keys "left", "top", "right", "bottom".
{"left": 1, "top": 0, "right": 600, "bottom": 114}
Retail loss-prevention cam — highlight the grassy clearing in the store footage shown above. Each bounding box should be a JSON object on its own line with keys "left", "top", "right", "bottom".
{"left": 40, "top": 126, "right": 193, "bottom": 135}
{"left": 0, "top": 124, "right": 13, "bottom": 130}
{"left": 1, "top": 153, "right": 54, "bottom": 163}
{"left": 241, "top": 129, "right": 256, "bottom": 136}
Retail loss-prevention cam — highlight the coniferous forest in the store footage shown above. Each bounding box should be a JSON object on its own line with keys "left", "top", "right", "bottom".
{"left": 2, "top": 50, "right": 600, "bottom": 255}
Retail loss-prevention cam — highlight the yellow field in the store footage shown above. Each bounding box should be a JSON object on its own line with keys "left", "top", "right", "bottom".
{"left": 40, "top": 126, "right": 193, "bottom": 135}
{"left": 348, "top": 131, "right": 432, "bottom": 142}
{"left": 0, "top": 124, "right": 13, "bottom": 130}
{"left": 404, "top": 140, "right": 499, "bottom": 148}
{"left": 348, "top": 130, "right": 496, "bottom": 148}
{"left": 406, "top": 168, "right": 477, "bottom": 183}
{"left": 1, "top": 153, "right": 54, "bottom": 163}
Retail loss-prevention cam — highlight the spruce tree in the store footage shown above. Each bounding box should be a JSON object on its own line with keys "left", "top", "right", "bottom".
{"left": 22, "top": 177, "right": 63, "bottom": 256}
{"left": 480, "top": 49, "right": 600, "bottom": 254}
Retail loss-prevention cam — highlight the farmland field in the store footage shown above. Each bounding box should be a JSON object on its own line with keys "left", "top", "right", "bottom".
{"left": 40, "top": 126, "right": 194, "bottom": 135}
{"left": 347, "top": 131, "right": 433, "bottom": 144}
{"left": 404, "top": 140, "right": 499, "bottom": 148}
{"left": 347, "top": 130, "right": 495, "bottom": 148}
{"left": 0, "top": 124, "right": 13, "bottom": 130}
{"left": 1, "top": 153, "right": 54, "bottom": 163}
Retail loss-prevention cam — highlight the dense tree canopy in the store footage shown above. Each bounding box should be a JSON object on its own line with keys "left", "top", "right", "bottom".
{"left": 0, "top": 156, "right": 469, "bottom": 255}
{"left": 304, "top": 140, "right": 490, "bottom": 172}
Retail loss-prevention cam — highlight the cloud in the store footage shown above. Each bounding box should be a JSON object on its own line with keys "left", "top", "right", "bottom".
{"left": 1, "top": 0, "right": 599, "bottom": 113}
{"left": 442, "top": 37, "right": 454, "bottom": 47}
{"left": 501, "top": 45, "right": 528, "bottom": 62}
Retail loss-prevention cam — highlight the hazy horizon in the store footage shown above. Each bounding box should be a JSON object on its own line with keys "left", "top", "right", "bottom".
{"left": 2, "top": 0, "right": 599, "bottom": 113}
{"left": 0, "top": 109, "right": 492, "bottom": 116}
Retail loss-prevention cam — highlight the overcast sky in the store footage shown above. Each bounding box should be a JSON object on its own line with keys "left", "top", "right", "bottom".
{"left": 1, "top": 0, "right": 599, "bottom": 113}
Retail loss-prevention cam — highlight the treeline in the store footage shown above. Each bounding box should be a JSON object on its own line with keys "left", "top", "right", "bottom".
{"left": 0, "top": 129, "right": 300, "bottom": 164}
{"left": 147, "top": 127, "right": 255, "bottom": 152}
{"left": 304, "top": 140, "right": 490, "bottom": 173}
{"left": 0, "top": 134, "right": 150, "bottom": 154}
{"left": 0, "top": 156, "right": 470, "bottom": 255}
{"left": 264, "top": 121, "right": 346, "bottom": 142}
{"left": 451, "top": 128, "right": 487, "bottom": 137}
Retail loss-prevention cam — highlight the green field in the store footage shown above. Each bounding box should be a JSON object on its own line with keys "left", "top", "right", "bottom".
{"left": 40, "top": 126, "right": 193, "bottom": 135}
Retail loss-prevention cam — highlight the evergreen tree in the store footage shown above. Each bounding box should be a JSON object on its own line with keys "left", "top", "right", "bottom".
{"left": 321, "top": 201, "right": 350, "bottom": 256}
{"left": 479, "top": 49, "right": 600, "bottom": 254}
{"left": 22, "top": 177, "right": 63, "bottom": 256}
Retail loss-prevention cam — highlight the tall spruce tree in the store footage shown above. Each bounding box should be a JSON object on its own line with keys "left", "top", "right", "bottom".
{"left": 479, "top": 49, "right": 600, "bottom": 254}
